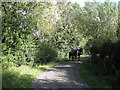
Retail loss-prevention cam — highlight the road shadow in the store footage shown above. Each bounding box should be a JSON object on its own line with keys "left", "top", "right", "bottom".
{"left": 31, "top": 55, "right": 91, "bottom": 89}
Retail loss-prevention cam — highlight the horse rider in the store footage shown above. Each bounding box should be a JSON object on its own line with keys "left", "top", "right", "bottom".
{"left": 76, "top": 45, "right": 80, "bottom": 55}
{"left": 71, "top": 45, "right": 74, "bottom": 52}
{"left": 77, "top": 45, "right": 80, "bottom": 51}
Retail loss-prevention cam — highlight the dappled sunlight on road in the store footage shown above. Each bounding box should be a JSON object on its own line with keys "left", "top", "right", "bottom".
{"left": 31, "top": 56, "right": 90, "bottom": 88}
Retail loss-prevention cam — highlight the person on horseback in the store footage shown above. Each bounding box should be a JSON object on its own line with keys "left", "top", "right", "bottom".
{"left": 71, "top": 45, "right": 74, "bottom": 51}
{"left": 77, "top": 45, "right": 80, "bottom": 51}
{"left": 69, "top": 45, "right": 76, "bottom": 60}
{"left": 76, "top": 43, "right": 80, "bottom": 51}
{"left": 76, "top": 44, "right": 81, "bottom": 61}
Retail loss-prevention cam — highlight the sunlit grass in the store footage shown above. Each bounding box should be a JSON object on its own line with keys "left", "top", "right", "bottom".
{"left": 2, "top": 65, "right": 43, "bottom": 88}
{"left": 2, "top": 59, "right": 69, "bottom": 88}
{"left": 80, "top": 54, "right": 86, "bottom": 57}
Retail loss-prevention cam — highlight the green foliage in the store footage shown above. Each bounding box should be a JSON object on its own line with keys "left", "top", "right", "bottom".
{"left": 90, "top": 40, "right": 120, "bottom": 73}
{"left": 2, "top": 61, "right": 16, "bottom": 69}
{"left": 34, "top": 42, "right": 57, "bottom": 64}
{"left": 2, "top": 2, "right": 58, "bottom": 66}
{"left": 80, "top": 59, "right": 112, "bottom": 88}
{"left": 80, "top": 59, "right": 120, "bottom": 88}
{"left": 1, "top": 1, "right": 120, "bottom": 88}
{"left": 2, "top": 59, "right": 69, "bottom": 88}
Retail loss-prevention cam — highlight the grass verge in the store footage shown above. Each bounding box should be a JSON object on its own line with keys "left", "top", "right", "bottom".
{"left": 79, "top": 59, "right": 112, "bottom": 88}
{"left": 80, "top": 54, "right": 86, "bottom": 57}
{"left": 2, "top": 58, "right": 69, "bottom": 88}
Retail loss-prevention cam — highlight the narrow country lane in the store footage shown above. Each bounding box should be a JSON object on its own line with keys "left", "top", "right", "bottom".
{"left": 31, "top": 56, "right": 90, "bottom": 88}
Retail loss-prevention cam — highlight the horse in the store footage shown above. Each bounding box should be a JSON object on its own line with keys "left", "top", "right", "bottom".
{"left": 69, "top": 50, "right": 77, "bottom": 60}
{"left": 76, "top": 48, "right": 83, "bottom": 61}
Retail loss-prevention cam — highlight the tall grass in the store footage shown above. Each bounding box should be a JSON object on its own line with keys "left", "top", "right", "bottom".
{"left": 2, "top": 59, "right": 69, "bottom": 88}
{"left": 79, "top": 59, "right": 112, "bottom": 88}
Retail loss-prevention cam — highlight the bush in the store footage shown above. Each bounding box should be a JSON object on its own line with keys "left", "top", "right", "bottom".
{"left": 2, "top": 61, "right": 16, "bottom": 69}
{"left": 34, "top": 42, "right": 57, "bottom": 64}
{"left": 90, "top": 40, "right": 120, "bottom": 73}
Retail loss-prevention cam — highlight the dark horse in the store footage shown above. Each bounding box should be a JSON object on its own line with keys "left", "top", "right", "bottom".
{"left": 69, "top": 48, "right": 83, "bottom": 61}
{"left": 76, "top": 48, "right": 83, "bottom": 61}
{"left": 69, "top": 50, "right": 77, "bottom": 60}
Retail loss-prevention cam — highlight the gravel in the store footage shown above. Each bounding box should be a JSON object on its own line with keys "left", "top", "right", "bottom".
{"left": 31, "top": 56, "right": 90, "bottom": 89}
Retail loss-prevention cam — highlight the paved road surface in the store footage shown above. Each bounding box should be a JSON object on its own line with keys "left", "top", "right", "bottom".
{"left": 31, "top": 56, "right": 90, "bottom": 89}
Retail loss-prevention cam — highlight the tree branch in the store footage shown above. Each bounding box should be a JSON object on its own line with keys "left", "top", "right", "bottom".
{"left": 2, "top": 3, "right": 7, "bottom": 15}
